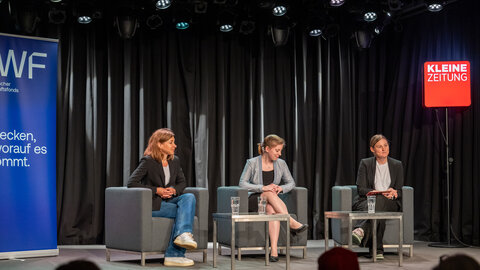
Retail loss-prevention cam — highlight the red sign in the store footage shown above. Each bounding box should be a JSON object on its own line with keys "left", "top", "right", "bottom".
{"left": 423, "top": 61, "right": 471, "bottom": 107}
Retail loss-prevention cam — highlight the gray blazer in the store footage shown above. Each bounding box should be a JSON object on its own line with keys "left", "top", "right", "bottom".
{"left": 239, "top": 156, "right": 295, "bottom": 194}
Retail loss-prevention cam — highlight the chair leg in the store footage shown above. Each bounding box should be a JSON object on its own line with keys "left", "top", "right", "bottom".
{"left": 218, "top": 245, "right": 222, "bottom": 255}
{"left": 203, "top": 249, "right": 207, "bottom": 263}
{"left": 141, "top": 252, "right": 146, "bottom": 266}
{"left": 106, "top": 248, "right": 111, "bottom": 261}
{"left": 238, "top": 248, "right": 242, "bottom": 261}
{"left": 303, "top": 247, "right": 307, "bottom": 259}
{"left": 409, "top": 245, "right": 413, "bottom": 257}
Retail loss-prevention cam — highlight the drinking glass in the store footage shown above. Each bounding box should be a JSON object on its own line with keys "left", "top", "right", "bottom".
{"left": 231, "top": 196, "right": 240, "bottom": 215}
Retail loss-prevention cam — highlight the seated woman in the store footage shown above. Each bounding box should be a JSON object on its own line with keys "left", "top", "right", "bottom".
{"left": 351, "top": 134, "right": 404, "bottom": 260}
{"left": 239, "top": 134, "right": 308, "bottom": 262}
{"left": 128, "top": 128, "right": 197, "bottom": 267}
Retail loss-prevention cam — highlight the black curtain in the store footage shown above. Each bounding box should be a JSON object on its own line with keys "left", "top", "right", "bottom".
{"left": 53, "top": 1, "right": 480, "bottom": 245}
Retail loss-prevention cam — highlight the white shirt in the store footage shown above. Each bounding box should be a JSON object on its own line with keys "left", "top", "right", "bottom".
{"left": 375, "top": 161, "right": 391, "bottom": 191}
{"left": 163, "top": 164, "right": 170, "bottom": 186}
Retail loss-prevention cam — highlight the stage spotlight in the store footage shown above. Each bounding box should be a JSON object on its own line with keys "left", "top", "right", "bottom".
{"left": 426, "top": 1, "right": 443, "bottom": 12}
{"left": 194, "top": 0, "right": 208, "bottom": 14}
{"left": 309, "top": 29, "right": 322, "bottom": 37}
{"left": 239, "top": 19, "right": 255, "bottom": 35}
{"left": 50, "top": 0, "right": 62, "bottom": 2}
{"left": 272, "top": 5, "right": 287, "bottom": 16}
{"left": 330, "top": 0, "right": 345, "bottom": 7}
{"left": 146, "top": 14, "right": 163, "bottom": 29}
{"left": 48, "top": 8, "right": 66, "bottom": 24}
{"left": 156, "top": 0, "right": 171, "bottom": 10}
{"left": 115, "top": 15, "right": 138, "bottom": 39}
{"left": 217, "top": 10, "right": 236, "bottom": 33}
{"left": 176, "top": 21, "right": 189, "bottom": 29}
{"left": 77, "top": 15, "right": 92, "bottom": 24}
{"left": 355, "top": 28, "right": 374, "bottom": 49}
{"left": 220, "top": 24, "right": 233, "bottom": 32}
{"left": 363, "top": 11, "right": 377, "bottom": 22}
{"left": 17, "top": 9, "right": 40, "bottom": 33}
{"left": 269, "top": 18, "right": 292, "bottom": 46}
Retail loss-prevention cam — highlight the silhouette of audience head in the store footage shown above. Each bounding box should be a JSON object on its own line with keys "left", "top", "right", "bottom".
{"left": 318, "top": 247, "right": 360, "bottom": 270}
{"left": 433, "top": 254, "right": 480, "bottom": 270}
{"left": 56, "top": 259, "right": 101, "bottom": 270}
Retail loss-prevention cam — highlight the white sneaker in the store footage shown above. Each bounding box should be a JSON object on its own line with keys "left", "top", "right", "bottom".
{"left": 173, "top": 232, "right": 197, "bottom": 250}
{"left": 164, "top": 257, "right": 194, "bottom": 267}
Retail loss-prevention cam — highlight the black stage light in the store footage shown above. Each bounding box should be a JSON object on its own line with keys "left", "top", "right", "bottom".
{"left": 217, "top": 10, "right": 236, "bottom": 32}
{"left": 239, "top": 19, "right": 255, "bottom": 35}
{"left": 355, "top": 28, "right": 373, "bottom": 49}
{"left": 48, "top": 8, "right": 66, "bottom": 24}
{"left": 17, "top": 9, "right": 40, "bottom": 33}
{"left": 425, "top": 0, "right": 444, "bottom": 12}
{"left": 269, "top": 18, "right": 293, "bottom": 46}
{"left": 115, "top": 15, "right": 138, "bottom": 39}
{"left": 156, "top": 0, "right": 171, "bottom": 10}
{"left": 330, "top": 0, "right": 345, "bottom": 7}
{"left": 146, "top": 14, "right": 163, "bottom": 29}
{"left": 194, "top": 0, "right": 208, "bottom": 14}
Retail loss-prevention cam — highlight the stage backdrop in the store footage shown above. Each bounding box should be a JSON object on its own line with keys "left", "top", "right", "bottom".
{"left": 0, "top": 33, "right": 58, "bottom": 258}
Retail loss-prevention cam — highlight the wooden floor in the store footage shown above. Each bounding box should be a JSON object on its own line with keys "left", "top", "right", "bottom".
{"left": 1, "top": 240, "right": 480, "bottom": 270}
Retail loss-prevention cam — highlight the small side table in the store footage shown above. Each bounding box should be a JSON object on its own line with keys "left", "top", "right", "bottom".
{"left": 324, "top": 211, "right": 403, "bottom": 266}
{"left": 212, "top": 213, "right": 291, "bottom": 270}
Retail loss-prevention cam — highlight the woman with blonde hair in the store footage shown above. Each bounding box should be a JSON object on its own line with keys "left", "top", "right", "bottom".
{"left": 239, "top": 134, "right": 308, "bottom": 262}
{"left": 128, "top": 128, "right": 197, "bottom": 267}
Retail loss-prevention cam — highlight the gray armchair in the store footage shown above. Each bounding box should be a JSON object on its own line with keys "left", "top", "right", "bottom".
{"left": 105, "top": 187, "right": 208, "bottom": 266}
{"left": 331, "top": 185, "right": 414, "bottom": 256}
{"left": 216, "top": 186, "right": 308, "bottom": 260}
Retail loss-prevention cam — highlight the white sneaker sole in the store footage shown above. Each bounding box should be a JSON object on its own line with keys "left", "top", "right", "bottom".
{"left": 173, "top": 240, "right": 197, "bottom": 250}
{"left": 164, "top": 261, "right": 194, "bottom": 267}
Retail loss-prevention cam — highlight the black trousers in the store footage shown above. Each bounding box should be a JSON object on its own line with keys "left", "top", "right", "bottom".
{"left": 352, "top": 195, "right": 400, "bottom": 253}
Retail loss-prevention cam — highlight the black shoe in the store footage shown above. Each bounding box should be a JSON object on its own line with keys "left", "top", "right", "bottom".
{"left": 291, "top": 224, "right": 308, "bottom": 234}
{"left": 269, "top": 256, "right": 279, "bottom": 262}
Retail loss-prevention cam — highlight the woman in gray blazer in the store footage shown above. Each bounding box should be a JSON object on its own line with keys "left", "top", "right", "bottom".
{"left": 351, "top": 134, "right": 404, "bottom": 260}
{"left": 239, "top": 134, "right": 307, "bottom": 262}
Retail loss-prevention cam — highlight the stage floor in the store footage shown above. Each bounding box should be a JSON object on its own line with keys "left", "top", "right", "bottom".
{"left": 1, "top": 240, "right": 480, "bottom": 270}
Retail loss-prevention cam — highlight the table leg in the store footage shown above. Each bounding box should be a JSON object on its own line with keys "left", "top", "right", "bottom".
{"left": 265, "top": 221, "right": 269, "bottom": 266}
{"left": 231, "top": 218, "right": 235, "bottom": 270}
{"left": 213, "top": 220, "right": 217, "bottom": 268}
{"left": 286, "top": 218, "right": 290, "bottom": 270}
{"left": 399, "top": 216, "right": 403, "bottom": 266}
{"left": 324, "top": 215, "right": 329, "bottom": 251}
{"left": 348, "top": 217, "right": 353, "bottom": 250}
{"left": 372, "top": 219, "right": 377, "bottom": 262}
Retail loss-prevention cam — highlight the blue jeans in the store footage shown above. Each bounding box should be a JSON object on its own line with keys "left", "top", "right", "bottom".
{"left": 152, "top": 193, "right": 196, "bottom": 257}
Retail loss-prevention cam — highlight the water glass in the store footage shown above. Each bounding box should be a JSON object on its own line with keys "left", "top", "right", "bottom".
{"left": 367, "top": 195, "right": 376, "bottom": 214}
{"left": 257, "top": 197, "right": 267, "bottom": 215}
{"left": 231, "top": 196, "right": 240, "bottom": 215}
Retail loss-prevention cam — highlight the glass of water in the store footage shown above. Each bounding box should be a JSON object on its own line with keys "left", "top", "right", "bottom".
{"left": 367, "top": 195, "right": 376, "bottom": 214}
{"left": 231, "top": 197, "right": 240, "bottom": 215}
{"left": 258, "top": 197, "right": 267, "bottom": 215}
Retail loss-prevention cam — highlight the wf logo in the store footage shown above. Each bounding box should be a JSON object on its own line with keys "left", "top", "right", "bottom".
{"left": 0, "top": 49, "right": 47, "bottom": 79}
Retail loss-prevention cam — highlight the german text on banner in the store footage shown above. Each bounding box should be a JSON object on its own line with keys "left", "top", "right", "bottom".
{"left": 0, "top": 33, "right": 58, "bottom": 258}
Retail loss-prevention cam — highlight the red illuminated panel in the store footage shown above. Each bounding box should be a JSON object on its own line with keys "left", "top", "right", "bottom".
{"left": 424, "top": 61, "right": 471, "bottom": 107}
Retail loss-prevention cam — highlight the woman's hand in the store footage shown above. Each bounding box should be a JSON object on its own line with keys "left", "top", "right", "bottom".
{"left": 383, "top": 188, "right": 398, "bottom": 200}
{"left": 263, "top": 184, "right": 282, "bottom": 194}
{"left": 157, "top": 187, "right": 175, "bottom": 199}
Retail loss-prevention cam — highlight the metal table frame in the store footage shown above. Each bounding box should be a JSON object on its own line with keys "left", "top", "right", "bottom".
{"left": 212, "top": 213, "right": 291, "bottom": 270}
{"left": 324, "top": 211, "right": 403, "bottom": 266}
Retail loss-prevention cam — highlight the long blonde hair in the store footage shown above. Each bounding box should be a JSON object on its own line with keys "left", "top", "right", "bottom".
{"left": 144, "top": 128, "right": 175, "bottom": 162}
{"left": 257, "top": 134, "right": 285, "bottom": 155}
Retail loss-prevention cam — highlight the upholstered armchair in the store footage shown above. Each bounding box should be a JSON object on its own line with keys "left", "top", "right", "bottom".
{"left": 105, "top": 187, "right": 208, "bottom": 266}
{"left": 216, "top": 186, "right": 308, "bottom": 260}
{"left": 331, "top": 185, "right": 414, "bottom": 256}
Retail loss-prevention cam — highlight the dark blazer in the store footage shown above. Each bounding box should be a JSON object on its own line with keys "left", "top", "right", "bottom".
{"left": 354, "top": 156, "right": 404, "bottom": 208}
{"left": 127, "top": 155, "right": 186, "bottom": 211}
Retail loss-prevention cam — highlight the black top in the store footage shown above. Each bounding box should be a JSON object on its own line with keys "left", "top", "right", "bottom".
{"left": 262, "top": 170, "right": 274, "bottom": 185}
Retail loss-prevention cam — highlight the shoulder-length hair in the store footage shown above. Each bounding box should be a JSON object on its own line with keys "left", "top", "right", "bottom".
{"left": 369, "top": 134, "right": 388, "bottom": 148}
{"left": 144, "top": 128, "right": 175, "bottom": 162}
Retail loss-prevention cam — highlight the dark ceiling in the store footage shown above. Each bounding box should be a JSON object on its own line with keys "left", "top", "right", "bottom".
{"left": 0, "top": 0, "right": 461, "bottom": 41}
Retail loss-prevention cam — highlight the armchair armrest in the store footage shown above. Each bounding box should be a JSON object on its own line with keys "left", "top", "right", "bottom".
{"left": 217, "top": 186, "right": 249, "bottom": 213}
{"left": 331, "top": 186, "right": 353, "bottom": 211}
{"left": 280, "top": 187, "right": 308, "bottom": 224}
{"left": 105, "top": 187, "right": 152, "bottom": 251}
{"left": 184, "top": 187, "right": 209, "bottom": 248}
